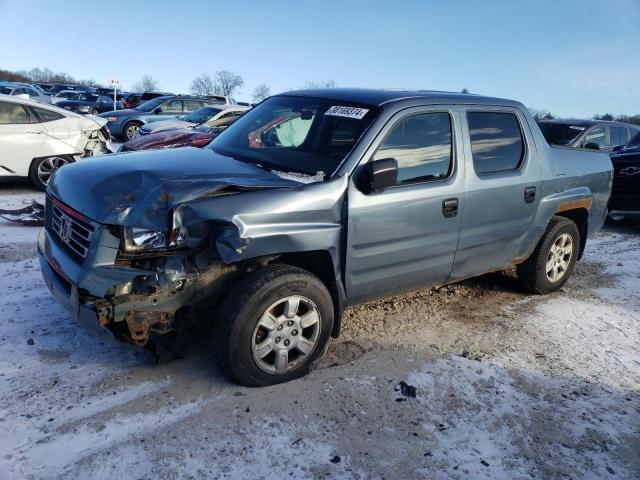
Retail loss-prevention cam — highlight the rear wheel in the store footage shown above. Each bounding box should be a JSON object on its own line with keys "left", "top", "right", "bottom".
{"left": 214, "top": 265, "right": 334, "bottom": 387}
{"left": 123, "top": 121, "right": 142, "bottom": 141}
{"left": 517, "top": 216, "right": 580, "bottom": 294}
{"left": 29, "top": 155, "right": 74, "bottom": 191}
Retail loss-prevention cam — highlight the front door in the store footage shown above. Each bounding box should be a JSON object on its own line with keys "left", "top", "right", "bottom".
{"left": 450, "top": 108, "right": 543, "bottom": 281}
{"left": 345, "top": 107, "right": 466, "bottom": 303}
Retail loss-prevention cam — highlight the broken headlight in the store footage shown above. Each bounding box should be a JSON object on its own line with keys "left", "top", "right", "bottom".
{"left": 122, "top": 227, "right": 185, "bottom": 253}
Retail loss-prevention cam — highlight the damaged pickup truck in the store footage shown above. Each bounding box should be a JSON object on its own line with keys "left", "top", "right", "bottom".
{"left": 38, "top": 89, "right": 612, "bottom": 386}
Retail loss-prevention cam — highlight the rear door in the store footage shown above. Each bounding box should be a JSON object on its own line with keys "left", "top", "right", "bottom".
{"left": 345, "top": 106, "right": 465, "bottom": 302}
{"left": 450, "top": 108, "right": 543, "bottom": 281}
{"left": 0, "top": 101, "right": 45, "bottom": 176}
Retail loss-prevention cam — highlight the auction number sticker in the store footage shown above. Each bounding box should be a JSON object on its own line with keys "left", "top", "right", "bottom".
{"left": 325, "top": 105, "right": 369, "bottom": 119}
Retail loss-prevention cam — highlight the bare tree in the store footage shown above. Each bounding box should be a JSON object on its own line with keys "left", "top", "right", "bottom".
{"left": 213, "top": 70, "right": 244, "bottom": 97}
{"left": 251, "top": 84, "right": 271, "bottom": 102}
{"left": 303, "top": 79, "right": 336, "bottom": 89}
{"left": 460, "top": 88, "right": 470, "bottom": 94}
{"left": 190, "top": 73, "right": 215, "bottom": 96}
{"left": 131, "top": 75, "right": 159, "bottom": 94}
{"left": 593, "top": 113, "right": 614, "bottom": 121}
{"left": 529, "top": 108, "right": 554, "bottom": 121}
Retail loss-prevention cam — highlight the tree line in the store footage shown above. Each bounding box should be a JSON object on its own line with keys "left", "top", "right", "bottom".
{"left": 0, "top": 67, "right": 338, "bottom": 103}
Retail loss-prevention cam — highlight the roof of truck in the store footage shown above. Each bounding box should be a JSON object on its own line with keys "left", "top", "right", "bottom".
{"left": 279, "top": 88, "right": 522, "bottom": 108}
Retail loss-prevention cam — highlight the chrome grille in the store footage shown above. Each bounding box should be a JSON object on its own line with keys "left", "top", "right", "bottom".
{"left": 50, "top": 200, "right": 94, "bottom": 260}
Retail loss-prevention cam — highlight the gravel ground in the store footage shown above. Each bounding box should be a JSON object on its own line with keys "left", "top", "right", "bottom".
{"left": 0, "top": 183, "right": 638, "bottom": 479}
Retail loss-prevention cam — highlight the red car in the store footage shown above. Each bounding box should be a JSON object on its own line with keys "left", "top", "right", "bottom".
{"left": 120, "top": 115, "right": 238, "bottom": 151}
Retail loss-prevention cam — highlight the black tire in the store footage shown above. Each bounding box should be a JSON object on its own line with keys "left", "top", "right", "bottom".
{"left": 28, "top": 155, "right": 74, "bottom": 191}
{"left": 122, "top": 121, "right": 142, "bottom": 141}
{"left": 517, "top": 216, "right": 580, "bottom": 294}
{"left": 91, "top": 108, "right": 99, "bottom": 116}
{"left": 214, "top": 265, "right": 334, "bottom": 387}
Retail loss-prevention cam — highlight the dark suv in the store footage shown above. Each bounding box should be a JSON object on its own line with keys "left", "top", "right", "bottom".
{"left": 537, "top": 119, "right": 640, "bottom": 153}
{"left": 99, "top": 95, "right": 219, "bottom": 140}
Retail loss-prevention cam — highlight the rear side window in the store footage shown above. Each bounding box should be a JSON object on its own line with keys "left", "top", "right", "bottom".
{"left": 183, "top": 100, "right": 202, "bottom": 112}
{"left": 467, "top": 112, "right": 524, "bottom": 174}
{"left": 31, "top": 107, "right": 64, "bottom": 123}
{"left": 0, "top": 101, "right": 31, "bottom": 124}
{"left": 373, "top": 112, "right": 453, "bottom": 185}
{"left": 610, "top": 126, "right": 629, "bottom": 146}
{"left": 161, "top": 100, "right": 183, "bottom": 113}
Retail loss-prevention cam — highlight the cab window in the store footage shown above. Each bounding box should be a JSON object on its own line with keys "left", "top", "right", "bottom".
{"left": 467, "top": 112, "right": 524, "bottom": 174}
{"left": 373, "top": 112, "right": 453, "bottom": 185}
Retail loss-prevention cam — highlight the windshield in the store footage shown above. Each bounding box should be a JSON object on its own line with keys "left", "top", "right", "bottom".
{"left": 184, "top": 107, "right": 221, "bottom": 124}
{"left": 136, "top": 97, "right": 168, "bottom": 112}
{"left": 538, "top": 122, "right": 586, "bottom": 146}
{"left": 210, "top": 96, "right": 378, "bottom": 177}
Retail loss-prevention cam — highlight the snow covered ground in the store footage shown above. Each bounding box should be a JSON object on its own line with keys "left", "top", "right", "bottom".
{"left": 0, "top": 183, "right": 638, "bottom": 479}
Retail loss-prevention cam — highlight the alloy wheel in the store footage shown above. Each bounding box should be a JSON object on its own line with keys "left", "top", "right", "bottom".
{"left": 545, "top": 233, "right": 573, "bottom": 283}
{"left": 251, "top": 295, "right": 321, "bottom": 374}
{"left": 37, "top": 156, "right": 70, "bottom": 186}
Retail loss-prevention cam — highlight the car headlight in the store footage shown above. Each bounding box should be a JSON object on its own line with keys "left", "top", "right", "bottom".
{"left": 106, "top": 116, "right": 118, "bottom": 122}
{"left": 122, "top": 227, "right": 185, "bottom": 253}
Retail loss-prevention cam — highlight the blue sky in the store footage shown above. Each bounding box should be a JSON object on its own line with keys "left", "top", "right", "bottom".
{"left": 1, "top": 0, "right": 638, "bottom": 117}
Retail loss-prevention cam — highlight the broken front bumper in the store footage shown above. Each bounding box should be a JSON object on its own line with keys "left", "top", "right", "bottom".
{"left": 37, "top": 225, "right": 204, "bottom": 347}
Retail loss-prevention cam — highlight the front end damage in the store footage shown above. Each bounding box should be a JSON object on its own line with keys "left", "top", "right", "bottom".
{"left": 39, "top": 151, "right": 347, "bottom": 357}
{"left": 38, "top": 200, "right": 252, "bottom": 356}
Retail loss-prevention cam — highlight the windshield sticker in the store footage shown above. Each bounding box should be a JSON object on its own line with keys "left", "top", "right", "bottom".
{"left": 325, "top": 106, "right": 369, "bottom": 120}
{"left": 569, "top": 126, "right": 586, "bottom": 130}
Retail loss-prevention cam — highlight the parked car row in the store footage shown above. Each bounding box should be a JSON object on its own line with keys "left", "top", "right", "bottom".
{"left": 99, "top": 95, "right": 241, "bottom": 140}
{"left": 120, "top": 105, "right": 248, "bottom": 151}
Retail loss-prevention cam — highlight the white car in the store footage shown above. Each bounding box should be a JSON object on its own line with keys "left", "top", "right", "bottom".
{"left": 136, "top": 105, "right": 249, "bottom": 136}
{"left": 0, "top": 82, "right": 52, "bottom": 104}
{"left": 0, "top": 95, "right": 111, "bottom": 190}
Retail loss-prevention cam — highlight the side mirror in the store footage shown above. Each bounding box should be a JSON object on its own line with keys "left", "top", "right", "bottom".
{"left": 153, "top": 107, "right": 163, "bottom": 114}
{"left": 584, "top": 142, "right": 600, "bottom": 150}
{"left": 360, "top": 158, "right": 398, "bottom": 193}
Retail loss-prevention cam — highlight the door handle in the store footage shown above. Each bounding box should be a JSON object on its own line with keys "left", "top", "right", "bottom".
{"left": 25, "top": 130, "right": 43, "bottom": 134}
{"left": 442, "top": 198, "right": 458, "bottom": 218}
{"left": 524, "top": 186, "right": 536, "bottom": 204}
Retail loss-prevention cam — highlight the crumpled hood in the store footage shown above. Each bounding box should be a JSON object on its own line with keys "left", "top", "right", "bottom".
{"left": 48, "top": 147, "right": 300, "bottom": 227}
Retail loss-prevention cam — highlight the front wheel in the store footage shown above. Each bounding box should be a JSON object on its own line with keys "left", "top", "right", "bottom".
{"left": 517, "top": 216, "right": 580, "bottom": 294}
{"left": 214, "top": 265, "right": 334, "bottom": 387}
{"left": 91, "top": 108, "right": 99, "bottom": 116}
{"left": 123, "top": 121, "right": 142, "bottom": 141}
{"left": 29, "top": 155, "right": 74, "bottom": 191}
